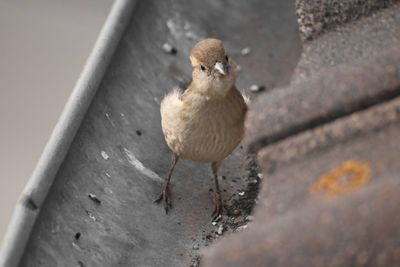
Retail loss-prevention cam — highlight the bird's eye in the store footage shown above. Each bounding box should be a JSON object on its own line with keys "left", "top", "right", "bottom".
{"left": 225, "top": 55, "right": 229, "bottom": 61}
{"left": 200, "top": 65, "right": 206, "bottom": 71}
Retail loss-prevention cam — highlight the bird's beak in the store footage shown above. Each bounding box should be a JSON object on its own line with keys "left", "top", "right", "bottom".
{"left": 213, "top": 62, "right": 226, "bottom": 76}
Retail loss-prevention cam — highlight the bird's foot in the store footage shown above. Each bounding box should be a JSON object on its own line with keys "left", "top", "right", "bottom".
{"left": 154, "top": 185, "right": 172, "bottom": 213}
{"left": 211, "top": 193, "right": 223, "bottom": 221}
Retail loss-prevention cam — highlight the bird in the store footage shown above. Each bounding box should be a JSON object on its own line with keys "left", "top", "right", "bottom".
{"left": 155, "top": 38, "right": 248, "bottom": 220}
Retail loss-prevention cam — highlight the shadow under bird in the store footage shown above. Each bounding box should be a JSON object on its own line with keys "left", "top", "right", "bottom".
{"left": 155, "top": 38, "right": 248, "bottom": 220}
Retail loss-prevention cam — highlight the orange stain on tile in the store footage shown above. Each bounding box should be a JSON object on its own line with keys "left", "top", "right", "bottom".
{"left": 310, "top": 160, "right": 371, "bottom": 197}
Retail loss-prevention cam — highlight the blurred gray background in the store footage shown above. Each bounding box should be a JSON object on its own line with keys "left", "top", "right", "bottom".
{"left": 0, "top": 0, "right": 114, "bottom": 242}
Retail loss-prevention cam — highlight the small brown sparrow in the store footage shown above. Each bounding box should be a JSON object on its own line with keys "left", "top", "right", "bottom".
{"left": 156, "top": 38, "right": 248, "bottom": 219}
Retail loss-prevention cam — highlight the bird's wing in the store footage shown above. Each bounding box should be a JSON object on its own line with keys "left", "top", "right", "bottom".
{"left": 160, "top": 88, "right": 183, "bottom": 112}
{"left": 179, "top": 83, "right": 196, "bottom": 101}
{"left": 232, "top": 85, "right": 250, "bottom": 113}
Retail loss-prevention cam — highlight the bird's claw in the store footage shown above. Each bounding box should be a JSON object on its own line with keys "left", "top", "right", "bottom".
{"left": 154, "top": 186, "right": 172, "bottom": 213}
{"left": 211, "top": 194, "right": 223, "bottom": 220}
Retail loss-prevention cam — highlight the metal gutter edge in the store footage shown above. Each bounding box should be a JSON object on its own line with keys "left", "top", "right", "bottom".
{"left": 0, "top": 1, "right": 137, "bottom": 266}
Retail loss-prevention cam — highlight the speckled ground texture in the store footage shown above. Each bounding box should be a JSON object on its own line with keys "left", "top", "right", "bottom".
{"left": 18, "top": 1, "right": 301, "bottom": 266}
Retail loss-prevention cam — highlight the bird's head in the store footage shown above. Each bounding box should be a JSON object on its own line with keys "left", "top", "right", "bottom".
{"left": 189, "top": 38, "right": 236, "bottom": 96}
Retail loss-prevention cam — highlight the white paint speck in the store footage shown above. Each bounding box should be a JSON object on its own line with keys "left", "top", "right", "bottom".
{"left": 216, "top": 224, "right": 224, "bottom": 235}
{"left": 166, "top": 18, "right": 180, "bottom": 39}
{"left": 239, "top": 191, "right": 245, "bottom": 196}
{"left": 250, "top": 84, "right": 265, "bottom": 92}
{"left": 212, "top": 214, "right": 222, "bottom": 224}
{"left": 105, "top": 172, "right": 111, "bottom": 178}
{"left": 237, "top": 224, "right": 248, "bottom": 231}
{"left": 120, "top": 113, "right": 129, "bottom": 125}
{"left": 185, "top": 31, "right": 198, "bottom": 40}
{"left": 87, "top": 211, "right": 96, "bottom": 221}
{"left": 166, "top": 16, "right": 200, "bottom": 41}
{"left": 101, "top": 151, "right": 109, "bottom": 160}
{"left": 123, "top": 148, "right": 163, "bottom": 182}
{"left": 257, "top": 173, "right": 263, "bottom": 179}
{"left": 162, "top": 43, "right": 177, "bottom": 54}
{"left": 241, "top": 47, "right": 251, "bottom": 56}
{"left": 105, "top": 113, "right": 115, "bottom": 127}
{"left": 72, "top": 242, "right": 83, "bottom": 251}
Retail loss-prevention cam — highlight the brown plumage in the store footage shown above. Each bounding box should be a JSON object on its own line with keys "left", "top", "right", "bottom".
{"left": 155, "top": 38, "right": 248, "bottom": 219}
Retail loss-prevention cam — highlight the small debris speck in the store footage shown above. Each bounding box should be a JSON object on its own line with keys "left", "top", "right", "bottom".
{"left": 237, "top": 224, "right": 248, "bottom": 231}
{"left": 162, "top": 43, "right": 177, "bottom": 54}
{"left": 136, "top": 130, "right": 142, "bottom": 136}
{"left": 212, "top": 214, "right": 222, "bottom": 224}
{"left": 233, "top": 208, "right": 242, "bottom": 216}
{"left": 246, "top": 215, "right": 254, "bottom": 221}
{"left": 249, "top": 84, "right": 265, "bottom": 92}
{"left": 105, "top": 113, "right": 115, "bottom": 127}
{"left": 190, "top": 256, "right": 201, "bottom": 267}
{"left": 72, "top": 242, "right": 82, "bottom": 251}
{"left": 250, "top": 179, "right": 258, "bottom": 184}
{"left": 192, "top": 244, "right": 199, "bottom": 250}
{"left": 241, "top": 47, "right": 251, "bottom": 56}
{"left": 74, "top": 232, "right": 81, "bottom": 240}
{"left": 239, "top": 191, "right": 245, "bottom": 196}
{"left": 185, "top": 31, "right": 197, "bottom": 40}
{"left": 236, "top": 65, "right": 242, "bottom": 72}
{"left": 101, "top": 151, "right": 109, "bottom": 160}
{"left": 216, "top": 224, "right": 224, "bottom": 235}
{"left": 257, "top": 173, "right": 263, "bottom": 179}
{"left": 88, "top": 194, "right": 101, "bottom": 204}
{"left": 86, "top": 210, "right": 97, "bottom": 221}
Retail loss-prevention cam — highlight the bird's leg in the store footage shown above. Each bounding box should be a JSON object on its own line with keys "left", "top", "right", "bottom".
{"left": 155, "top": 153, "right": 179, "bottom": 213}
{"left": 211, "top": 161, "right": 223, "bottom": 220}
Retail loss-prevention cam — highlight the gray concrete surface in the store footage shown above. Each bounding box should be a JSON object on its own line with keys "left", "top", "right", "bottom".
{"left": 8, "top": 0, "right": 301, "bottom": 266}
